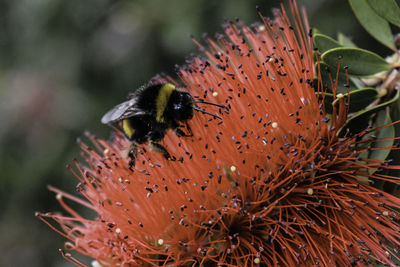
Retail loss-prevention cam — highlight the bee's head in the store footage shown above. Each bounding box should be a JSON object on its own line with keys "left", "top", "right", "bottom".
{"left": 167, "top": 90, "right": 194, "bottom": 121}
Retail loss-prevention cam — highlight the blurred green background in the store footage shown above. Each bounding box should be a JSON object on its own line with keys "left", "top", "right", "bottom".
{"left": 0, "top": 0, "right": 396, "bottom": 266}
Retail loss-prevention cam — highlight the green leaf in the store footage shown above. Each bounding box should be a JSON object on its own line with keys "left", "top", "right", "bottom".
{"left": 383, "top": 100, "right": 400, "bottom": 189}
{"left": 366, "top": 0, "right": 400, "bottom": 28}
{"left": 349, "top": 77, "right": 365, "bottom": 89}
{"left": 321, "top": 47, "right": 391, "bottom": 76}
{"left": 337, "top": 32, "right": 357, "bottom": 48}
{"left": 338, "top": 90, "right": 400, "bottom": 136}
{"left": 318, "top": 62, "right": 352, "bottom": 94}
{"left": 361, "top": 108, "right": 395, "bottom": 176}
{"left": 332, "top": 87, "right": 378, "bottom": 113}
{"left": 369, "top": 109, "right": 394, "bottom": 164}
{"left": 313, "top": 33, "right": 342, "bottom": 53}
{"left": 349, "top": 0, "right": 395, "bottom": 49}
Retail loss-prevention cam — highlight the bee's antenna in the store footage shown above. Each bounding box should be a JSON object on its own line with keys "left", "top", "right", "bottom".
{"left": 194, "top": 100, "right": 226, "bottom": 109}
{"left": 193, "top": 107, "right": 222, "bottom": 120}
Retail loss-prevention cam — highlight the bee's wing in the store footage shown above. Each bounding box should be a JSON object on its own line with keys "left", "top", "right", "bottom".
{"left": 101, "top": 98, "right": 146, "bottom": 124}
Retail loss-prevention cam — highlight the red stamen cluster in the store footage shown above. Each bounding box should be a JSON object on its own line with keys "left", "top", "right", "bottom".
{"left": 38, "top": 1, "right": 400, "bottom": 266}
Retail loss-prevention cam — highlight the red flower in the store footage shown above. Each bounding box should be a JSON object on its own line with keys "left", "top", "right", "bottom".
{"left": 38, "top": 1, "right": 400, "bottom": 266}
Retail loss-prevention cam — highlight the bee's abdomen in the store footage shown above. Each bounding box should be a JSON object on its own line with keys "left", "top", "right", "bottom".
{"left": 122, "top": 115, "right": 167, "bottom": 144}
{"left": 122, "top": 119, "right": 135, "bottom": 140}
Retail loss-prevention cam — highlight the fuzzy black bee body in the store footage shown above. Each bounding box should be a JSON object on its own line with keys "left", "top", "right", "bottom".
{"left": 101, "top": 83, "right": 221, "bottom": 166}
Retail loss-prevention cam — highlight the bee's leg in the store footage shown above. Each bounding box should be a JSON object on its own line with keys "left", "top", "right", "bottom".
{"left": 127, "top": 143, "right": 138, "bottom": 169}
{"left": 149, "top": 142, "right": 175, "bottom": 161}
{"left": 172, "top": 121, "right": 193, "bottom": 138}
{"left": 171, "top": 121, "right": 185, "bottom": 137}
{"left": 175, "top": 127, "right": 186, "bottom": 137}
{"left": 184, "top": 121, "right": 193, "bottom": 137}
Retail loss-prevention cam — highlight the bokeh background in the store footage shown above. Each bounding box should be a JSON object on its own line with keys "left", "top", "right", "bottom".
{"left": 0, "top": 0, "right": 396, "bottom": 266}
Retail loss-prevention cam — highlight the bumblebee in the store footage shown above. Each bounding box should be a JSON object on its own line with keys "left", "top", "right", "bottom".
{"left": 101, "top": 82, "right": 223, "bottom": 166}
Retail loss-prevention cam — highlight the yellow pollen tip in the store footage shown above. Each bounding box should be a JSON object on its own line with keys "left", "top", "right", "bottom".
{"left": 230, "top": 166, "right": 236, "bottom": 172}
{"left": 115, "top": 228, "right": 121, "bottom": 234}
{"left": 157, "top": 239, "right": 164, "bottom": 245}
{"left": 212, "top": 92, "right": 218, "bottom": 97}
{"left": 56, "top": 193, "right": 62, "bottom": 200}
{"left": 254, "top": 257, "right": 261, "bottom": 264}
{"left": 258, "top": 25, "right": 266, "bottom": 31}
{"left": 91, "top": 260, "right": 103, "bottom": 267}
{"left": 336, "top": 93, "right": 344, "bottom": 99}
{"left": 272, "top": 122, "right": 278, "bottom": 129}
{"left": 383, "top": 211, "right": 389, "bottom": 216}
{"left": 103, "top": 148, "right": 109, "bottom": 154}
{"left": 307, "top": 188, "right": 314, "bottom": 195}
{"left": 119, "top": 177, "right": 123, "bottom": 183}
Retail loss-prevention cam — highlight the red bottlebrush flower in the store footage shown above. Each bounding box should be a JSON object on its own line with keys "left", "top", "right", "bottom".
{"left": 38, "top": 1, "right": 400, "bottom": 266}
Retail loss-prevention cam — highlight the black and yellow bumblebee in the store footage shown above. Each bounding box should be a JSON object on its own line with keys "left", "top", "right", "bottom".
{"left": 101, "top": 82, "right": 224, "bottom": 166}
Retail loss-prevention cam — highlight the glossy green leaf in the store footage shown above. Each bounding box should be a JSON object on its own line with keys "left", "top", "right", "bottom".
{"left": 318, "top": 62, "right": 352, "bottom": 94}
{"left": 338, "top": 90, "right": 399, "bottom": 136}
{"left": 313, "top": 33, "right": 342, "bottom": 53}
{"left": 332, "top": 87, "right": 378, "bottom": 113}
{"left": 369, "top": 109, "right": 394, "bottom": 166}
{"left": 349, "top": 77, "right": 365, "bottom": 89}
{"left": 383, "top": 102, "right": 400, "bottom": 189}
{"left": 349, "top": 0, "right": 395, "bottom": 49}
{"left": 337, "top": 32, "right": 357, "bottom": 47}
{"left": 321, "top": 47, "right": 391, "bottom": 76}
{"left": 361, "top": 108, "right": 395, "bottom": 176}
{"left": 366, "top": 0, "right": 400, "bottom": 28}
